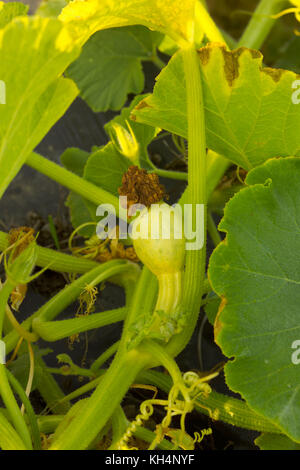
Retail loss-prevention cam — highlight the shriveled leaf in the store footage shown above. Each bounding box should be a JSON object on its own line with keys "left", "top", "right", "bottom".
{"left": 67, "top": 26, "right": 161, "bottom": 112}
{"left": 133, "top": 45, "right": 300, "bottom": 170}
{"left": 0, "top": 1, "right": 28, "bottom": 28}
{"left": 59, "top": 0, "right": 196, "bottom": 46}
{"left": 255, "top": 433, "right": 300, "bottom": 450}
{"left": 208, "top": 157, "right": 300, "bottom": 441}
{"left": 0, "top": 17, "right": 79, "bottom": 198}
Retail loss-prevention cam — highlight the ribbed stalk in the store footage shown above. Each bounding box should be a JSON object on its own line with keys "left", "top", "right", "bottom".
{"left": 238, "top": 0, "right": 289, "bottom": 49}
{"left": 33, "top": 307, "right": 127, "bottom": 342}
{"left": 140, "top": 370, "right": 282, "bottom": 434}
{"left": 0, "top": 410, "right": 27, "bottom": 450}
{"left": 49, "top": 350, "right": 150, "bottom": 450}
{"left": 27, "top": 152, "right": 122, "bottom": 219}
{"left": 166, "top": 44, "right": 207, "bottom": 357}
{"left": 0, "top": 230, "right": 98, "bottom": 274}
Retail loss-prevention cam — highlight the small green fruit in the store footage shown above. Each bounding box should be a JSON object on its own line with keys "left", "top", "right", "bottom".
{"left": 132, "top": 203, "right": 185, "bottom": 276}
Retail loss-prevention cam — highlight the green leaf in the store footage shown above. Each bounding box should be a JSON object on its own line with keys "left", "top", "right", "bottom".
{"left": 0, "top": 1, "right": 28, "bottom": 28}
{"left": 59, "top": 0, "right": 196, "bottom": 46}
{"left": 61, "top": 147, "right": 90, "bottom": 177}
{"left": 0, "top": 17, "right": 79, "bottom": 199}
{"left": 255, "top": 433, "right": 300, "bottom": 450}
{"left": 208, "top": 157, "right": 300, "bottom": 442}
{"left": 84, "top": 142, "right": 131, "bottom": 197}
{"left": 133, "top": 45, "right": 300, "bottom": 170}
{"left": 61, "top": 147, "right": 97, "bottom": 237}
{"left": 66, "top": 193, "right": 97, "bottom": 238}
{"left": 67, "top": 26, "right": 160, "bottom": 112}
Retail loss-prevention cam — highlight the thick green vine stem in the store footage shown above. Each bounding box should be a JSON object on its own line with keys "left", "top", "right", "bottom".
{"left": 238, "top": 0, "right": 289, "bottom": 49}
{"left": 0, "top": 365, "right": 33, "bottom": 450}
{"left": 140, "top": 370, "right": 282, "bottom": 435}
{"left": 166, "top": 43, "right": 207, "bottom": 357}
{"left": 27, "top": 152, "right": 123, "bottom": 220}
{"left": 6, "top": 369, "right": 41, "bottom": 450}
{"left": 195, "top": 1, "right": 227, "bottom": 45}
{"left": 120, "top": 266, "right": 158, "bottom": 350}
{"left": 33, "top": 307, "right": 127, "bottom": 342}
{"left": 49, "top": 349, "right": 150, "bottom": 450}
{"left": 4, "top": 260, "right": 137, "bottom": 354}
{"left": 0, "top": 230, "right": 98, "bottom": 274}
{"left": 140, "top": 340, "right": 190, "bottom": 402}
{"left": 0, "top": 410, "right": 27, "bottom": 450}
{"left": 47, "top": 268, "right": 157, "bottom": 449}
{"left": 0, "top": 263, "right": 34, "bottom": 449}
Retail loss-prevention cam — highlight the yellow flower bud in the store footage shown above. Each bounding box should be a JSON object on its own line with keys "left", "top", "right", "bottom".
{"left": 110, "top": 120, "right": 139, "bottom": 163}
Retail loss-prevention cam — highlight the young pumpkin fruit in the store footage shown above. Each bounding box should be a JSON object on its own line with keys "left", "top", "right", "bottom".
{"left": 132, "top": 203, "right": 185, "bottom": 276}
{"left": 132, "top": 203, "right": 186, "bottom": 341}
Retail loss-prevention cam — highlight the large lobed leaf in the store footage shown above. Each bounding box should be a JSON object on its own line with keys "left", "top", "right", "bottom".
{"left": 67, "top": 26, "right": 161, "bottom": 112}
{"left": 208, "top": 157, "right": 300, "bottom": 442}
{"left": 133, "top": 45, "right": 300, "bottom": 170}
{"left": 0, "top": 17, "right": 80, "bottom": 198}
{"left": 59, "top": 0, "right": 196, "bottom": 46}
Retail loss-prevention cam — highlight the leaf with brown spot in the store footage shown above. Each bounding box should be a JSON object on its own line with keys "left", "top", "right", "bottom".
{"left": 133, "top": 44, "right": 300, "bottom": 170}
{"left": 214, "top": 296, "right": 227, "bottom": 341}
{"left": 209, "top": 157, "right": 300, "bottom": 442}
